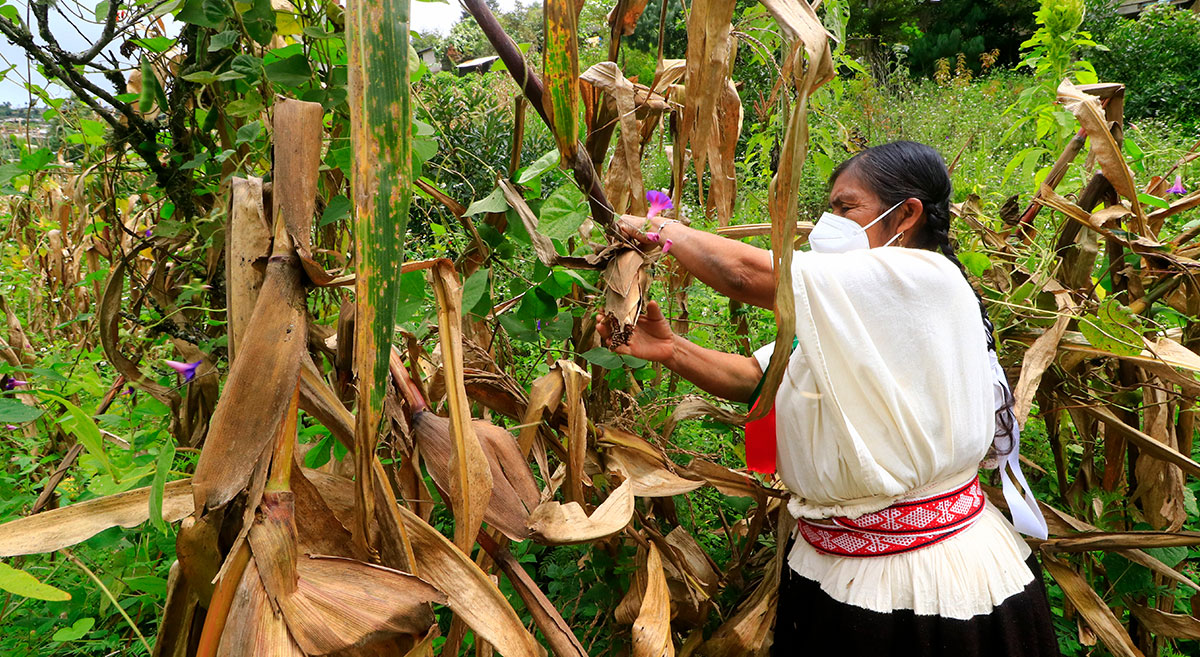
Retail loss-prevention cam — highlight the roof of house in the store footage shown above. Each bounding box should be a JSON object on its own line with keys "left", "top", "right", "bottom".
{"left": 1117, "top": 0, "right": 1195, "bottom": 15}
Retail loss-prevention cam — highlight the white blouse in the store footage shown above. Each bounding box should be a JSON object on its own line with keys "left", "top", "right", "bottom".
{"left": 753, "top": 247, "right": 1034, "bottom": 619}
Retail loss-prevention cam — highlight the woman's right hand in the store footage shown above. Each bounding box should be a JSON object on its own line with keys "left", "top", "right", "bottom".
{"left": 597, "top": 300, "right": 676, "bottom": 364}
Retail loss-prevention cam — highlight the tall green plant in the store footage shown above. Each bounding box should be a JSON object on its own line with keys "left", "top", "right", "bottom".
{"left": 1003, "top": 0, "right": 1103, "bottom": 186}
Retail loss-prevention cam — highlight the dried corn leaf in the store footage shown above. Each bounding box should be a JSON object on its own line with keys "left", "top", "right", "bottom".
{"left": 1056, "top": 79, "right": 1147, "bottom": 234}
{"left": 528, "top": 479, "right": 635, "bottom": 545}
{"left": 663, "top": 396, "right": 746, "bottom": 439}
{"left": 517, "top": 367, "right": 565, "bottom": 458}
{"left": 632, "top": 544, "right": 674, "bottom": 657}
{"left": 1129, "top": 604, "right": 1200, "bottom": 640}
{"left": 498, "top": 180, "right": 604, "bottom": 270}
{"left": 607, "top": 0, "right": 650, "bottom": 37}
{"left": 751, "top": 0, "right": 833, "bottom": 423}
{"left": 0, "top": 479, "right": 192, "bottom": 557}
{"left": 176, "top": 512, "right": 221, "bottom": 604}
{"left": 431, "top": 261, "right": 494, "bottom": 551}
{"left": 581, "top": 62, "right": 646, "bottom": 216}
{"left": 664, "top": 527, "right": 719, "bottom": 594}
{"left": 602, "top": 250, "right": 650, "bottom": 346}
{"left": 395, "top": 504, "right": 546, "bottom": 657}
{"left": 600, "top": 426, "right": 704, "bottom": 497}
{"left": 699, "top": 549, "right": 778, "bottom": 656}
{"left": 988, "top": 485, "right": 1200, "bottom": 592}
{"left": 560, "top": 359, "right": 591, "bottom": 504}
{"left": 217, "top": 559, "right": 305, "bottom": 657}
{"left": 683, "top": 459, "right": 766, "bottom": 499}
{"left": 153, "top": 562, "right": 198, "bottom": 657}
{"left": 98, "top": 256, "right": 181, "bottom": 411}
{"left": 681, "top": 0, "right": 736, "bottom": 213}
{"left": 707, "top": 80, "right": 743, "bottom": 225}
{"left": 246, "top": 490, "right": 439, "bottom": 654}
{"left": 477, "top": 532, "right": 589, "bottom": 657}
{"left": 272, "top": 99, "right": 323, "bottom": 253}
{"left": 1134, "top": 381, "right": 1187, "bottom": 529}
{"left": 414, "top": 412, "right": 538, "bottom": 540}
{"left": 758, "top": 0, "right": 836, "bottom": 47}
{"left": 1042, "top": 531, "right": 1200, "bottom": 552}
{"left": 1013, "top": 314, "right": 1070, "bottom": 427}
{"left": 279, "top": 556, "right": 441, "bottom": 655}
{"left": 1040, "top": 551, "right": 1144, "bottom": 657}
{"left": 1085, "top": 405, "right": 1200, "bottom": 479}
{"left": 193, "top": 241, "right": 306, "bottom": 510}
{"left": 227, "top": 176, "right": 270, "bottom": 359}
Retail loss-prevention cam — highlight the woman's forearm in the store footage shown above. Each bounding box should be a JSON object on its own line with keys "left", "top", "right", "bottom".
{"left": 649, "top": 219, "right": 776, "bottom": 309}
{"left": 664, "top": 333, "right": 763, "bottom": 404}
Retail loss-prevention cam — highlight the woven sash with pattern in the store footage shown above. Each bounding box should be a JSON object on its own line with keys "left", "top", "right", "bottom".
{"left": 797, "top": 476, "right": 986, "bottom": 558}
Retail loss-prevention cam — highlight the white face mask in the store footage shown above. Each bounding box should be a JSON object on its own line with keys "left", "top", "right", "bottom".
{"left": 809, "top": 200, "right": 905, "bottom": 254}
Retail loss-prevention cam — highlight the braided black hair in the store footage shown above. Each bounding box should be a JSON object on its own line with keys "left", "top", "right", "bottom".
{"left": 829, "top": 141, "right": 1016, "bottom": 459}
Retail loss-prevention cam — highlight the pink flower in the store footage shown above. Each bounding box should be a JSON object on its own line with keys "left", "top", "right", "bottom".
{"left": 5, "top": 424, "right": 15, "bottom": 430}
{"left": 1167, "top": 174, "right": 1188, "bottom": 195}
{"left": 646, "top": 190, "right": 673, "bottom": 219}
{"left": 645, "top": 231, "right": 660, "bottom": 243}
{"left": 165, "top": 360, "right": 202, "bottom": 383}
{"left": 661, "top": 239, "right": 674, "bottom": 254}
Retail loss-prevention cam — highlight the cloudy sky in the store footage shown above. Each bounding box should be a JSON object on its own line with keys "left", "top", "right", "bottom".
{"left": 0, "top": 0, "right": 519, "bottom": 105}
{"left": 413, "top": 0, "right": 521, "bottom": 35}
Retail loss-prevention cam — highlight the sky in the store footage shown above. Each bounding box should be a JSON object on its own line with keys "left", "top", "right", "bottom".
{"left": 0, "top": 0, "right": 151, "bottom": 106}
{"left": 0, "top": 0, "right": 514, "bottom": 106}
{"left": 413, "top": 0, "right": 521, "bottom": 36}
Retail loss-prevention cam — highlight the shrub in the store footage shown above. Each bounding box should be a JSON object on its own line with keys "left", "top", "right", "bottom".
{"left": 1092, "top": 5, "right": 1200, "bottom": 130}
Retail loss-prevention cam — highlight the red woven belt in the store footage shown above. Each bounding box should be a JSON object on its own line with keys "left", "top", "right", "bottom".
{"left": 797, "top": 476, "right": 985, "bottom": 558}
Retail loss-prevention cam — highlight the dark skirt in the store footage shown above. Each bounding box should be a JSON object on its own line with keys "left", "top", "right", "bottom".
{"left": 773, "top": 548, "right": 1061, "bottom": 657}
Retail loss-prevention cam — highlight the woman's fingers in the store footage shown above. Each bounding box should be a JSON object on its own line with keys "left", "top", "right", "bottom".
{"left": 618, "top": 214, "right": 650, "bottom": 243}
{"left": 596, "top": 313, "right": 611, "bottom": 340}
{"left": 644, "top": 299, "right": 664, "bottom": 322}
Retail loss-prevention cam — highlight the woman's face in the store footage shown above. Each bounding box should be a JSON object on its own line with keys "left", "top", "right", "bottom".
{"left": 827, "top": 169, "right": 924, "bottom": 248}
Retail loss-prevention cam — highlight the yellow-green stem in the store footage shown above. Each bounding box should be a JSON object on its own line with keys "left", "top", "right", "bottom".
{"left": 64, "top": 549, "right": 152, "bottom": 654}
{"left": 265, "top": 381, "right": 301, "bottom": 493}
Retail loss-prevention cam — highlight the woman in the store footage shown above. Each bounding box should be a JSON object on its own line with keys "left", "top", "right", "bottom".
{"left": 600, "top": 141, "right": 1058, "bottom": 656}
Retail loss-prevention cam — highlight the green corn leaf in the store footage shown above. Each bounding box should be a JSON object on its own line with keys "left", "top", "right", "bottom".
{"left": 348, "top": 0, "right": 412, "bottom": 542}
{"left": 149, "top": 439, "right": 175, "bottom": 533}
{"left": 542, "top": 0, "right": 579, "bottom": 163}
{"left": 0, "top": 562, "right": 70, "bottom": 602}
{"left": 43, "top": 393, "right": 116, "bottom": 481}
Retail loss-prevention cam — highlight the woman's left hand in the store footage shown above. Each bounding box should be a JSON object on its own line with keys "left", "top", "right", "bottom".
{"left": 597, "top": 300, "right": 676, "bottom": 364}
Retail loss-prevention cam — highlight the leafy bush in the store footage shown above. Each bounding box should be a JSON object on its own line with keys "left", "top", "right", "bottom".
{"left": 1092, "top": 5, "right": 1200, "bottom": 129}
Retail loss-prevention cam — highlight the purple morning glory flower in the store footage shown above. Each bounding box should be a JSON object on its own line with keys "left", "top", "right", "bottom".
{"left": 2, "top": 377, "right": 27, "bottom": 390}
{"left": 1167, "top": 174, "right": 1188, "bottom": 195}
{"left": 144, "top": 227, "right": 153, "bottom": 238}
{"left": 122, "top": 386, "right": 134, "bottom": 395}
{"left": 5, "top": 424, "right": 15, "bottom": 430}
{"left": 165, "top": 359, "right": 202, "bottom": 383}
{"left": 646, "top": 190, "right": 673, "bottom": 220}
